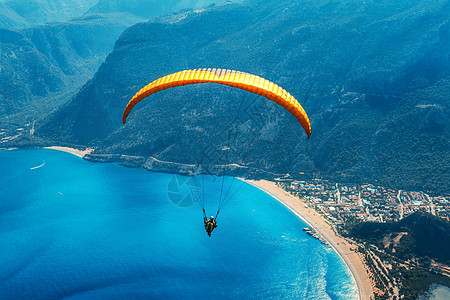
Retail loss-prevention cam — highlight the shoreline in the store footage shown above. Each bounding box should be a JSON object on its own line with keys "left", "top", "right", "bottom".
{"left": 242, "top": 179, "right": 374, "bottom": 300}
{"left": 43, "top": 146, "right": 93, "bottom": 158}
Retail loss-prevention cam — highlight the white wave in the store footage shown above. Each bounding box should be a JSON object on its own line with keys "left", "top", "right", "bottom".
{"left": 30, "top": 160, "right": 45, "bottom": 170}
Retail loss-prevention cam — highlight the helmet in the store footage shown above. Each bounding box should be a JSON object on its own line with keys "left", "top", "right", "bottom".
{"left": 210, "top": 216, "right": 214, "bottom": 220}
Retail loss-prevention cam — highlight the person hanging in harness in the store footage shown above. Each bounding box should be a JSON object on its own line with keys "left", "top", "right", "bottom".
{"left": 204, "top": 215, "right": 217, "bottom": 237}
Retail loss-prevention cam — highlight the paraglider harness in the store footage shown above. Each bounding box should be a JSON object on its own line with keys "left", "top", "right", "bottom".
{"left": 203, "top": 209, "right": 218, "bottom": 237}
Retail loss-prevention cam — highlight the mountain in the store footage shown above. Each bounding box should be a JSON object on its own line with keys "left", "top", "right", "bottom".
{"left": 0, "top": 0, "right": 235, "bottom": 135}
{"left": 0, "top": 0, "right": 98, "bottom": 29}
{"left": 36, "top": 0, "right": 450, "bottom": 193}
{"left": 0, "top": 0, "right": 225, "bottom": 30}
{"left": 0, "top": 13, "right": 140, "bottom": 131}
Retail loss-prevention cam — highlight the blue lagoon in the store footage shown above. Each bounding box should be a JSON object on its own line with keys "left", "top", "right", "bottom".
{"left": 0, "top": 149, "right": 357, "bottom": 299}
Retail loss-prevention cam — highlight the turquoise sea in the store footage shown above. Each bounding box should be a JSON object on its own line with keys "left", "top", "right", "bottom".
{"left": 0, "top": 149, "right": 357, "bottom": 299}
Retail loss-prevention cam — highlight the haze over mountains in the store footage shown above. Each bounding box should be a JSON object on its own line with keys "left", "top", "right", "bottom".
{"left": 0, "top": 0, "right": 98, "bottom": 29}
{"left": 0, "top": 14, "right": 139, "bottom": 128}
{"left": 2, "top": 0, "right": 449, "bottom": 194}
{"left": 0, "top": 0, "right": 221, "bottom": 29}
{"left": 0, "top": 0, "right": 224, "bottom": 133}
{"left": 87, "top": 0, "right": 225, "bottom": 19}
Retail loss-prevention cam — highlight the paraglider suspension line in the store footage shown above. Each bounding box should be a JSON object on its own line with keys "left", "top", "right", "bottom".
{"left": 216, "top": 128, "right": 232, "bottom": 216}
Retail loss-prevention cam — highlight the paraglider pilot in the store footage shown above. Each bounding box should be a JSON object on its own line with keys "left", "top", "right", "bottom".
{"left": 204, "top": 216, "right": 217, "bottom": 237}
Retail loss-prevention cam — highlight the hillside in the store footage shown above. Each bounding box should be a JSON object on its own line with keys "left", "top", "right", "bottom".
{"left": 35, "top": 0, "right": 450, "bottom": 193}
{"left": 346, "top": 212, "right": 450, "bottom": 299}
{"left": 348, "top": 212, "right": 450, "bottom": 265}
{"left": 0, "top": 13, "right": 140, "bottom": 134}
{"left": 0, "top": 0, "right": 239, "bottom": 138}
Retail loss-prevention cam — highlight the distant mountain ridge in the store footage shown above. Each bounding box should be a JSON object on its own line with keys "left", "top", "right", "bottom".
{"left": 32, "top": 0, "right": 450, "bottom": 194}
{"left": 0, "top": 13, "right": 140, "bottom": 130}
{"left": 87, "top": 0, "right": 226, "bottom": 19}
{"left": 0, "top": 0, "right": 98, "bottom": 29}
{"left": 1, "top": 0, "right": 230, "bottom": 135}
{"left": 0, "top": 0, "right": 225, "bottom": 29}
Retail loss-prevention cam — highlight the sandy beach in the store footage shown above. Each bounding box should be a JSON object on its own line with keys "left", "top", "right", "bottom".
{"left": 44, "top": 146, "right": 93, "bottom": 158}
{"left": 243, "top": 179, "right": 374, "bottom": 300}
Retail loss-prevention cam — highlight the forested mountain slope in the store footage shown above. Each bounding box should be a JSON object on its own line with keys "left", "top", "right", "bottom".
{"left": 36, "top": 0, "right": 450, "bottom": 193}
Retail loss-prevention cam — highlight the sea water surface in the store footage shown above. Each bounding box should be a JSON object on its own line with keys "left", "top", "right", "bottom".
{"left": 0, "top": 149, "right": 357, "bottom": 299}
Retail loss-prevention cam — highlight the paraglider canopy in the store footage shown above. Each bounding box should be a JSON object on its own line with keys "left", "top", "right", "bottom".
{"left": 122, "top": 68, "right": 311, "bottom": 139}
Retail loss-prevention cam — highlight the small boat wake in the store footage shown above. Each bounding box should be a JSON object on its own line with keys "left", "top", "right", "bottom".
{"left": 30, "top": 160, "right": 45, "bottom": 170}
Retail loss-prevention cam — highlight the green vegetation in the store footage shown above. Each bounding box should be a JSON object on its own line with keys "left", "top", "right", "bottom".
{"left": 347, "top": 212, "right": 450, "bottom": 264}
{"left": 34, "top": 0, "right": 449, "bottom": 194}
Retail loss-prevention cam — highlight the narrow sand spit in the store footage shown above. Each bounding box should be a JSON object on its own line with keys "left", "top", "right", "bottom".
{"left": 44, "top": 146, "right": 93, "bottom": 158}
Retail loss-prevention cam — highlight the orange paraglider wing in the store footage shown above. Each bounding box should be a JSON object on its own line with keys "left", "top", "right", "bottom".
{"left": 122, "top": 68, "right": 311, "bottom": 139}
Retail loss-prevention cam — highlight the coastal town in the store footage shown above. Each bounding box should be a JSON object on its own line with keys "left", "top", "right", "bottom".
{"left": 282, "top": 179, "right": 449, "bottom": 224}
{"left": 272, "top": 178, "right": 450, "bottom": 300}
